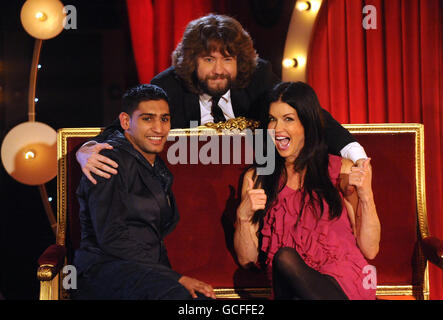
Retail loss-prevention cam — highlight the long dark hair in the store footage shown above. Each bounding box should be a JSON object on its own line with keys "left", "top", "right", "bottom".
{"left": 172, "top": 14, "right": 258, "bottom": 94}
{"left": 252, "top": 82, "right": 343, "bottom": 225}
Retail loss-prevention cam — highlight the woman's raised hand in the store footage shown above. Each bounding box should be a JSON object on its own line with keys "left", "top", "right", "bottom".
{"left": 237, "top": 177, "right": 267, "bottom": 222}
{"left": 349, "top": 158, "right": 373, "bottom": 201}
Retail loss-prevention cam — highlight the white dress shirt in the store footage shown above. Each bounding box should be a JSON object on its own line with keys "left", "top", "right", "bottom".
{"left": 199, "top": 90, "right": 235, "bottom": 125}
{"left": 340, "top": 142, "right": 368, "bottom": 163}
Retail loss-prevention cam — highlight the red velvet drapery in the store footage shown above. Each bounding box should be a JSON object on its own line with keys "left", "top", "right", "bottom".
{"left": 126, "top": 0, "right": 223, "bottom": 84}
{"left": 307, "top": 0, "right": 443, "bottom": 299}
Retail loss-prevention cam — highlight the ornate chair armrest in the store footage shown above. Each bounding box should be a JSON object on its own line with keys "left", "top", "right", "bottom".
{"left": 421, "top": 236, "right": 443, "bottom": 270}
{"left": 37, "top": 244, "right": 67, "bottom": 281}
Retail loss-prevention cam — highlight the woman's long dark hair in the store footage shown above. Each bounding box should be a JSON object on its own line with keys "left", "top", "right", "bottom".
{"left": 252, "top": 82, "right": 343, "bottom": 225}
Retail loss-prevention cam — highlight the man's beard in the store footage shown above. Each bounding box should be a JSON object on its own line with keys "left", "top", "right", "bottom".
{"left": 197, "top": 74, "right": 233, "bottom": 97}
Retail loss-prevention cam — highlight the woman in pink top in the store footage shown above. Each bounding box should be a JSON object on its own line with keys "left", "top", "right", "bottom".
{"left": 234, "top": 82, "right": 380, "bottom": 299}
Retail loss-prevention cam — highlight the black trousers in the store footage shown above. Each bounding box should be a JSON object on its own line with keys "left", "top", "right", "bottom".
{"left": 71, "top": 260, "right": 210, "bottom": 300}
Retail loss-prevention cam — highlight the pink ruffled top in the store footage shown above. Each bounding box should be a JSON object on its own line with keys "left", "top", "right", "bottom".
{"left": 261, "top": 154, "right": 376, "bottom": 300}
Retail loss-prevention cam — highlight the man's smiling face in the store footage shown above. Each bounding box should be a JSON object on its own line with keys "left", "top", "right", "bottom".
{"left": 120, "top": 99, "right": 171, "bottom": 165}
{"left": 196, "top": 50, "right": 237, "bottom": 97}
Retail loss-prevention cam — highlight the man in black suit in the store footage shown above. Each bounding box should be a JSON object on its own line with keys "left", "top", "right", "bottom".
{"left": 77, "top": 14, "right": 367, "bottom": 184}
{"left": 72, "top": 84, "right": 215, "bottom": 299}
{"left": 150, "top": 57, "right": 277, "bottom": 129}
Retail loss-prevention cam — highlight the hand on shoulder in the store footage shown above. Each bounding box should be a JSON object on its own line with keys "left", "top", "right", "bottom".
{"left": 349, "top": 158, "right": 374, "bottom": 202}
{"left": 77, "top": 142, "right": 119, "bottom": 185}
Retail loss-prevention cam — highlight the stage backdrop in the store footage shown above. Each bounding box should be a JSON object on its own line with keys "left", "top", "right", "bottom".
{"left": 125, "top": 0, "right": 442, "bottom": 300}
{"left": 307, "top": 0, "right": 442, "bottom": 300}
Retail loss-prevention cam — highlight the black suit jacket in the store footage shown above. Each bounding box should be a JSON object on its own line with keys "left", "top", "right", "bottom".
{"left": 74, "top": 131, "right": 181, "bottom": 280}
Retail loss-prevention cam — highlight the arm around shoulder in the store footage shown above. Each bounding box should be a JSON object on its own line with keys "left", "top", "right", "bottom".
{"left": 321, "top": 109, "right": 356, "bottom": 155}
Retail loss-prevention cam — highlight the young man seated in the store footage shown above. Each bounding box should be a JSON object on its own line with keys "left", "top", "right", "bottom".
{"left": 72, "top": 84, "right": 215, "bottom": 300}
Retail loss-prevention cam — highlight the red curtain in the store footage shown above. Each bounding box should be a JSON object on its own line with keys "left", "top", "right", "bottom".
{"left": 126, "top": 0, "right": 226, "bottom": 84}
{"left": 307, "top": 0, "right": 443, "bottom": 299}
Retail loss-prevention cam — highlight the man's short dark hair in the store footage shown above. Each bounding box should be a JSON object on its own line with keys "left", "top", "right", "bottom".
{"left": 122, "top": 84, "right": 169, "bottom": 116}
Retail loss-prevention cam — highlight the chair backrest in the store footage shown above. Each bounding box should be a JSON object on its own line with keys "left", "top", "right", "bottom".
{"left": 56, "top": 123, "right": 430, "bottom": 299}
{"left": 344, "top": 124, "right": 429, "bottom": 299}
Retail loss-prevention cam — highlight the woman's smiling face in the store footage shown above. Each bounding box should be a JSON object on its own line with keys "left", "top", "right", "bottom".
{"left": 268, "top": 100, "right": 305, "bottom": 163}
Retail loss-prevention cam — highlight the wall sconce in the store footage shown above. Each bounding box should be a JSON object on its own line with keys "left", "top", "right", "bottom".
{"left": 282, "top": 1, "right": 323, "bottom": 82}
{"left": 0, "top": 0, "right": 66, "bottom": 235}
{"left": 20, "top": 0, "right": 65, "bottom": 40}
{"left": 282, "top": 56, "right": 307, "bottom": 69}
{"left": 296, "top": 1, "right": 311, "bottom": 12}
{"left": 1, "top": 121, "right": 58, "bottom": 233}
{"left": 1, "top": 122, "right": 57, "bottom": 186}
{"left": 283, "top": 58, "right": 298, "bottom": 68}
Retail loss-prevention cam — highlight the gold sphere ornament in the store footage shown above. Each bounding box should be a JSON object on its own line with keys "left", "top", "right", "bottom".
{"left": 20, "top": 0, "right": 66, "bottom": 40}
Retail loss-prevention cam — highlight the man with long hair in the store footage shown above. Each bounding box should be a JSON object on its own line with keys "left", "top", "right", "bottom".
{"left": 153, "top": 14, "right": 275, "bottom": 128}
